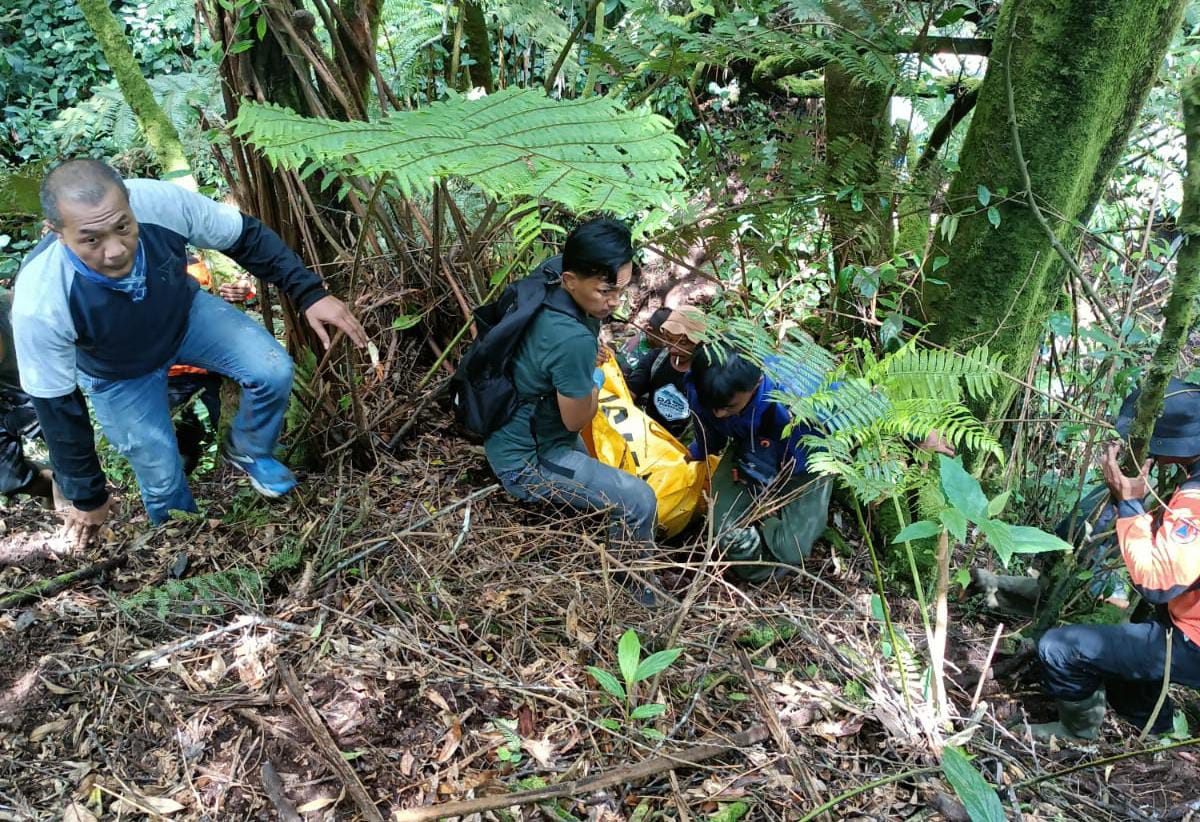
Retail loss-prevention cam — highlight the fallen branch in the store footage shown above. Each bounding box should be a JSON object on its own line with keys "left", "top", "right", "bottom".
{"left": 0, "top": 552, "right": 128, "bottom": 610}
{"left": 1014, "top": 734, "right": 1200, "bottom": 790}
{"left": 124, "top": 615, "right": 306, "bottom": 672}
{"left": 260, "top": 761, "right": 302, "bottom": 822}
{"left": 797, "top": 766, "right": 940, "bottom": 822}
{"left": 280, "top": 662, "right": 386, "bottom": 822}
{"left": 318, "top": 483, "right": 500, "bottom": 583}
{"left": 391, "top": 724, "right": 770, "bottom": 822}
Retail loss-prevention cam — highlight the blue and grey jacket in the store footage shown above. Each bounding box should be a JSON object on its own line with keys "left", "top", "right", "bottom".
{"left": 13, "top": 180, "right": 328, "bottom": 509}
{"left": 685, "top": 357, "right": 825, "bottom": 480}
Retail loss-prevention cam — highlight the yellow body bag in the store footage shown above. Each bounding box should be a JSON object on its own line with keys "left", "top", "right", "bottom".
{"left": 582, "top": 358, "right": 714, "bottom": 537}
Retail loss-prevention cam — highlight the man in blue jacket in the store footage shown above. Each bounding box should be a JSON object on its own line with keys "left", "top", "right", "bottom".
{"left": 687, "top": 344, "right": 834, "bottom": 581}
{"left": 14, "top": 159, "right": 367, "bottom": 548}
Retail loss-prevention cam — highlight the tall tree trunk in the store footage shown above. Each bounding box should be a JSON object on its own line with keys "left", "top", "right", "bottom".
{"left": 923, "top": 0, "right": 1187, "bottom": 420}
{"left": 823, "top": 0, "right": 895, "bottom": 270}
{"left": 461, "top": 1, "right": 494, "bottom": 94}
{"left": 76, "top": 0, "right": 196, "bottom": 190}
{"left": 1126, "top": 73, "right": 1200, "bottom": 463}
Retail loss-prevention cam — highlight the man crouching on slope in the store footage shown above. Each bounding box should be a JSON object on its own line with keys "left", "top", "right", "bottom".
{"left": 13, "top": 159, "right": 367, "bottom": 549}
{"left": 1033, "top": 379, "right": 1200, "bottom": 740}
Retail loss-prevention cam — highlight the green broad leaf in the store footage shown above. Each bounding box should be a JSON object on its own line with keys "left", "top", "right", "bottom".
{"left": 392, "top": 314, "right": 421, "bottom": 330}
{"left": 618, "top": 629, "right": 641, "bottom": 686}
{"left": 955, "top": 568, "right": 971, "bottom": 589}
{"left": 940, "top": 508, "right": 969, "bottom": 544}
{"left": 986, "top": 490, "right": 1011, "bottom": 519}
{"left": 893, "top": 520, "right": 941, "bottom": 543}
{"left": 986, "top": 206, "right": 1001, "bottom": 229}
{"left": 1008, "top": 525, "right": 1073, "bottom": 555}
{"left": 600, "top": 717, "right": 621, "bottom": 731}
{"left": 341, "top": 750, "right": 364, "bottom": 761}
{"left": 228, "top": 39, "right": 254, "bottom": 55}
{"left": 932, "top": 255, "right": 949, "bottom": 272}
{"left": 940, "top": 214, "right": 960, "bottom": 244}
{"left": 633, "top": 648, "right": 683, "bottom": 683}
{"left": 230, "top": 88, "right": 685, "bottom": 215}
{"left": 1173, "top": 710, "right": 1189, "bottom": 739}
{"left": 935, "top": 5, "right": 968, "bottom": 26}
{"left": 587, "top": 666, "right": 626, "bottom": 701}
{"left": 255, "top": 14, "right": 266, "bottom": 39}
{"left": 631, "top": 703, "right": 668, "bottom": 720}
{"left": 640, "top": 727, "right": 666, "bottom": 741}
{"left": 977, "top": 519, "right": 1015, "bottom": 568}
{"left": 870, "top": 593, "right": 887, "bottom": 622}
{"left": 976, "top": 185, "right": 990, "bottom": 206}
{"left": 938, "top": 455, "right": 989, "bottom": 523}
{"left": 880, "top": 312, "right": 904, "bottom": 352}
{"left": 942, "top": 746, "right": 1006, "bottom": 822}
{"left": 705, "top": 800, "right": 751, "bottom": 822}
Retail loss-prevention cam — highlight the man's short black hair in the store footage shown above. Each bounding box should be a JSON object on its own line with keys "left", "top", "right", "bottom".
{"left": 691, "top": 343, "right": 762, "bottom": 410}
{"left": 40, "top": 159, "right": 129, "bottom": 228}
{"left": 562, "top": 217, "right": 634, "bottom": 285}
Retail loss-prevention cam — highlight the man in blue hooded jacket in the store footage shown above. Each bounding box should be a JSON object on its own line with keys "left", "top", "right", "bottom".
{"left": 686, "top": 344, "right": 834, "bottom": 581}
{"left": 688, "top": 343, "right": 952, "bottom": 581}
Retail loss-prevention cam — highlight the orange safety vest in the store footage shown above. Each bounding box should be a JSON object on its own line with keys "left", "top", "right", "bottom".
{"left": 1117, "top": 486, "right": 1200, "bottom": 645}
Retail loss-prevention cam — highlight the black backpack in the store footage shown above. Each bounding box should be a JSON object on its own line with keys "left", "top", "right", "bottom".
{"left": 451, "top": 255, "right": 571, "bottom": 439}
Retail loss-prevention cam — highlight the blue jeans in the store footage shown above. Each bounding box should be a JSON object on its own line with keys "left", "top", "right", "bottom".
{"left": 1039, "top": 620, "right": 1200, "bottom": 732}
{"left": 495, "top": 443, "right": 658, "bottom": 547}
{"left": 77, "top": 291, "right": 294, "bottom": 523}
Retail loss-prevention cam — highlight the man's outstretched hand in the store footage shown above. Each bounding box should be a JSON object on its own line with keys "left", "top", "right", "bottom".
{"left": 304, "top": 295, "right": 368, "bottom": 350}
{"left": 1100, "top": 441, "right": 1153, "bottom": 502}
{"left": 62, "top": 496, "right": 113, "bottom": 552}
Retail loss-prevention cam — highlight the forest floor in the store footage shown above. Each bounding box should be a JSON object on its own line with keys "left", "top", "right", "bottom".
{"left": 2, "top": 415, "right": 1200, "bottom": 821}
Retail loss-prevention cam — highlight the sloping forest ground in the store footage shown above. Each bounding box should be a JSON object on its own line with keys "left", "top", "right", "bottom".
{"left": 1, "top": 288, "right": 1199, "bottom": 821}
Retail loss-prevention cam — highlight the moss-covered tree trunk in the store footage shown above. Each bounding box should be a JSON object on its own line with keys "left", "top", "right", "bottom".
{"left": 1127, "top": 73, "right": 1200, "bottom": 462}
{"left": 923, "top": 0, "right": 1186, "bottom": 420}
{"left": 461, "top": 1, "right": 494, "bottom": 94}
{"left": 823, "top": 1, "right": 895, "bottom": 270}
{"left": 77, "top": 0, "right": 196, "bottom": 190}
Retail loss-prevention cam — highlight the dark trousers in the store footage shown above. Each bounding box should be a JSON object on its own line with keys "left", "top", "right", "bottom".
{"left": 0, "top": 389, "right": 39, "bottom": 494}
{"left": 1039, "top": 620, "right": 1200, "bottom": 732}
{"left": 167, "top": 372, "right": 222, "bottom": 475}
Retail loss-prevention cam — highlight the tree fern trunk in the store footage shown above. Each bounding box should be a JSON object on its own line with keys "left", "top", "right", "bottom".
{"left": 77, "top": 0, "right": 196, "bottom": 189}
{"left": 923, "top": 0, "right": 1187, "bottom": 423}
{"left": 338, "top": 0, "right": 383, "bottom": 108}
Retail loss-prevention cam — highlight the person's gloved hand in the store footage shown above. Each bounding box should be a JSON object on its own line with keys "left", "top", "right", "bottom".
{"left": 592, "top": 367, "right": 606, "bottom": 391}
{"left": 718, "top": 526, "right": 763, "bottom": 558}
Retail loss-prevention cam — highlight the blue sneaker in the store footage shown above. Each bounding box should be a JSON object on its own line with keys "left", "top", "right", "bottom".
{"left": 222, "top": 447, "right": 297, "bottom": 498}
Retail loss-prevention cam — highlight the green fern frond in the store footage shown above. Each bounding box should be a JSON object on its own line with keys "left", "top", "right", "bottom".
{"left": 231, "top": 88, "right": 684, "bottom": 214}
{"left": 53, "top": 68, "right": 222, "bottom": 145}
{"left": 379, "top": 0, "right": 446, "bottom": 95}
{"left": 484, "top": 0, "right": 584, "bottom": 80}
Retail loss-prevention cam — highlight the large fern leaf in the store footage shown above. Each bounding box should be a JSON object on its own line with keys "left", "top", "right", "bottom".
{"left": 231, "top": 88, "right": 684, "bottom": 214}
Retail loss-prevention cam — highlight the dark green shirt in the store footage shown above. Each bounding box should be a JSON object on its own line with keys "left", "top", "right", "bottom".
{"left": 485, "top": 297, "right": 599, "bottom": 471}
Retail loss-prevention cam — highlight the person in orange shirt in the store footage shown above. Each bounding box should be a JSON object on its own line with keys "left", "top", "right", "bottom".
{"left": 168, "top": 255, "right": 254, "bottom": 474}
{"left": 1034, "top": 379, "right": 1200, "bottom": 740}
